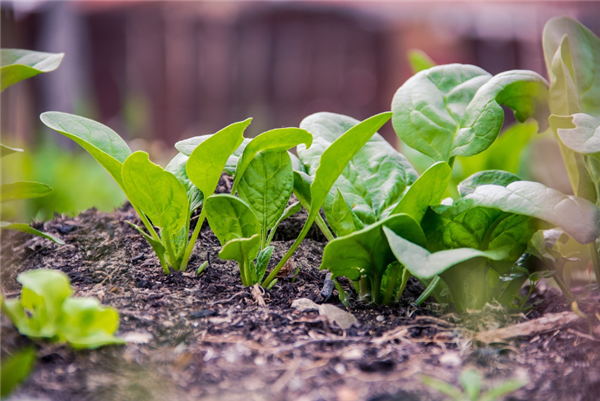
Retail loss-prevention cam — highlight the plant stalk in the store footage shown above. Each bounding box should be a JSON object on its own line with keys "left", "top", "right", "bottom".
{"left": 179, "top": 208, "right": 207, "bottom": 272}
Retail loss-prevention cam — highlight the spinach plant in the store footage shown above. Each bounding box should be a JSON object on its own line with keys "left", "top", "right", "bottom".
{"left": 41, "top": 112, "right": 251, "bottom": 273}
{"left": 203, "top": 127, "right": 312, "bottom": 286}
{"left": 1, "top": 269, "right": 124, "bottom": 349}
{"left": 0, "top": 347, "right": 36, "bottom": 398}
{"left": 1, "top": 49, "right": 65, "bottom": 244}
{"left": 542, "top": 16, "right": 600, "bottom": 283}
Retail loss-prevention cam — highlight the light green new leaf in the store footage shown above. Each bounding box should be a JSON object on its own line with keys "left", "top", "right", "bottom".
{"left": 543, "top": 16, "right": 600, "bottom": 116}
{"left": 555, "top": 113, "right": 600, "bottom": 155}
{"left": 122, "top": 152, "right": 188, "bottom": 235}
{"left": 391, "top": 65, "right": 548, "bottom": 161}
{"left": 389, "top": 161, "right": 451, "bottom": 222}
{"left": 449, "top": 181, "right": 600, "bottom": 244}
{"left": 458, "top": 170, "right": 522, "bottom": 197}
{"left": 1, "top": 49, "right": 64, "bottom": 91}
{"left": 1, "top": 181, "right": 52, "bottom": 202}
{"left": 204, "top": 194, "right": 260, "bottom": 245}
{"left": 232, "top": 127, "right": 312, "bottom": 193}
{"left": 0, "top": 347, "right": 36, "bottom": 398}
{"left": 407, "top": 49, "right": 436, "bottom": 74}
{"left": 187, "top": 119, "right": 251, "bottom": 197}
{"left": 265, "top": 201, "right": 302, "bottom": 246}
{"left": 177, "top": 136, "right": 250, "bottom": 175}
{"left": 299, "top": 112, "right": 415, "bottom": 224}
{"left": 254, "top": 246, "right": 274, "bottom": 284}
{"left": 40, "top": 112, "right": 132, "bottom": 188}
{"left": 0, "top": 143, "right": 23, "bottom": 158}
{"left": 219, "top": 234, "right": 262, "bottom": 286}
{"left": 57, "top": 297, "right": 124, "bottom": 350}
{"left": 321, "top": 214, "right": 426, "bottom": 284}
{"left": 238, "top": 150, "right": 294, "bottom": 235}
{"left": 384, "top": 227, "right": 509, "bottom": 279}
{"left": 1, "top": 269, "right": 72, "bottom": 339}
{"left": 165, "top": 152, "right": 203, "bottom": 212}
{"left": 0, "top": 222, "right": 64, "bottom": 244}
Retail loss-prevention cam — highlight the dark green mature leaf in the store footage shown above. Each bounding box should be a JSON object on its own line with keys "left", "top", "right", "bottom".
{"left": 458, "top": 170, "right": 522, "bottom": 197}
{"left": 1, "top": 181, "right": 52, "bottom": 202}
{"left": 444, "top": 181, "right": 600, "bottom": 244}
{"left": 1, "top": 49, "right": 63, "bottom": 91}
{"left": 299, "top": 112, "right": 416, "bottom": 224}
{"left": 0, "top": 222, "right": 64, "bottom": 244}
{"left": 555, "top": 113, "right": 600, "bottom": 155}
{"left": 321, "top": 214, "right": 426, "bottom": 283}
{"left": 165, "top": 152, "right": 203, "bottom": 212}
{"left": 0, "top": 143, "right": 23, "bottom": 158}
{"left": 328, "top": 188, "right": 364, "bottom": 236}
{"left": 543, "top": 16, "right": 600, "bottom": 116}
{"left": 0, "top": 347, "right": 36, "bottom": 398}
{"left": 122, "top": 152, "right": 188, "bottom": 235}
{"left": 57, "top": 298, "right": 124, "bottom": 349}
{"left": 204, "top": 194, "right": 260, "bottom": 245}
{"left": 187, "top": 119, "right": 251, "bottom": 197}
{"left": 389, "top": 162, "right": 451, "bottom": 222}
{"left": 391, "top": 65, "right": 548, "bottom": 162}
{"left": 384, "top": 227, "right": 509, "bottom": 279}
{"left": 407, "top": 49, "right": 436, "bottom": 73}
{"left": 40, "top": 112, "right": 132, "bottom": 188}
{"left": 1, "top": 269, "right": 72, "bottom": 339}
{"left": 238, "top": 150, "right": 294, "bottom": 236}
{"left": 232, "top": 128, "right": 312, "bottom": 193}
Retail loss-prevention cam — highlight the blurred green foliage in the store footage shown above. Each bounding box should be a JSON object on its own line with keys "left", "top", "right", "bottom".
{"left": 1, "top": 139, "right": 125, "bottom": 221}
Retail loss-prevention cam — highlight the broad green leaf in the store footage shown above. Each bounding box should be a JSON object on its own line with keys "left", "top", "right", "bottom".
{"left": 0, "top": 222, "right": 64, "bottom": 244}
{"left": 232, "top": 127, "right": 312, "bottom": 193}
{"left": 543, "top": 16, "right": 600, "bottom": 116}
{"left": 57, "top": 297, "right": 124, "bottom": 349}
{"left": 165, "top": 152, "right": 203, "bottom": 212}
{"left": 1, "top": 49, "right": 63, "bottom": 91}
{"left": 1, "top": 269, "right": 72, "bottom": 338}
{"left": 384, "top": 227, "right": 509, "bottom": 279}
{"left": 177, "top": 136, "right": 250, "bottom": 175}
{"left": 555, "top": 113, "right": 600, "bottom": 155}
{"left": 320, "top": 214, "right": 426, "bottom": 285}
{"left": 457, "top": 121, "right": 538, "bottom": 180}
{"left": 122, "top": 152, "right": 188, "bottom": 235}
{"left": 204, "top": 194, "right": 260, "bottom": 245}
{"left": 0, "top": 143, "right": 23, "bottom": 158}
{"left": 186, "top": 119, "right": 251, "bottom": 197}
{"left": 391, "top": 65, "right": 548, "bottom": 161}
{"left": 1, "top": 181, "right": 52, "bottom": 202}
{"left": 299, "top": 112, "right": 415, "bottom": 223}
{"left": 219, "top": 234, "right": 261, "bottom": 286}
{"left": 237, "top": 150, "right": 294, "bottom": 235}
{"left": 40, "top": 112, "right": 132, "bottom": 188}
{"left": 424, "top": 206, "right": 535, "bottom": 270}
{"left": 458, "top": 170, "right": 522, "bottom": 197}
{"left": 446, "top": 181, "right": 600, "bottom": 244}
{"left": 293, "top": 171, "right": 312, "bottom": 206}
{"left": 0, "top": 347, "right": 36, "bottom": 398}
{"left": 388, "top": 161, "right": 451, "bottom": 222}
{"left": 407, "top": 49, "right": 436, "bottom": 73}
{"left": 328, "top": 187, "right": 364, "bottom": 236}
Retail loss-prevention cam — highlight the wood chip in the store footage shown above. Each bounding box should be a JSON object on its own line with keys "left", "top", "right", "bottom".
{"left": 476, "top": 311, "right": 583, "bottom": 343}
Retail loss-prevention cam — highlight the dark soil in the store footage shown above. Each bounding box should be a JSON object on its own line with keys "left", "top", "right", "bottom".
{"left": 2, "top": 198, "right": 600, "bottom": 400}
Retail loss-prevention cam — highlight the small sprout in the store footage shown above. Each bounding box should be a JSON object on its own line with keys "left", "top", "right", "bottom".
{"left": 196, "top": 261, "right": 209, "bottom": 276}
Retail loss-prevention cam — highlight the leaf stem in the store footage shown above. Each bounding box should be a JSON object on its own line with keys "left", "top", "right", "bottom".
{"left": 179, "top": 208, "right": 207, "bottom": 272}
{"left": 382, "top": 263, "right": 400, "bottom": 305}
{"left": 315, "top": 214, "right": 335, "bottom": 242}
{"left": 415, "top": 276, "right": 441, "bottom": 306}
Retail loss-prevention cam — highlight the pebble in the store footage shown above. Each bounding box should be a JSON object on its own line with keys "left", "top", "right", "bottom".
{"left": 376, "top": 315, "right": 385, "bottom": 322}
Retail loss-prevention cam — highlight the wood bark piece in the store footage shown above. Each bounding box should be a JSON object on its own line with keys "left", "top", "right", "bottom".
{"left": 476, "top": 311, "right": 583, "bottom": 343}
{"left": 291, "top": 298, "right": 359, "bottom": 330}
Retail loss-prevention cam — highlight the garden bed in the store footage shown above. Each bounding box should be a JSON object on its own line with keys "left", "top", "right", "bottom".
{"left": 2, "top": 199, "right": 600, "bottom": 401}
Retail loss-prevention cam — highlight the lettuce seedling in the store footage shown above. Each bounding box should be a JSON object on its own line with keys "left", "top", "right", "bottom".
{"left": 0, "top": 49, "right": 65, "bottom": 244}
{"left": 204, "top": 128, "right": 312, "bottom": 286}
{"left": 41, "top": 112, "right": 251, "bottom": 273}
{"left": 385, "top": 173, "right": 600, "bottom": 312}
{"left": 543, "top": 16, "right": 600, "bottom": 283}
{"left": 261, "top": 112, "right": 393, "bottom": 288}
{"left": 1, "top": 269, "right": 124, "bottom": 349}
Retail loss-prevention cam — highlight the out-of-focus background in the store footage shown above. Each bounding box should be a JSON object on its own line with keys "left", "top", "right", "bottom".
{"left": 2, "top": 1, "right": 600, "bottom": 221}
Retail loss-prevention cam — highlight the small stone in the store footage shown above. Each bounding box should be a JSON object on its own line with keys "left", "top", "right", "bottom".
{"left": 376, "top": 315, "right": 385, "bottom": 322}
